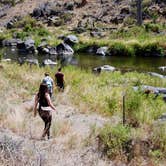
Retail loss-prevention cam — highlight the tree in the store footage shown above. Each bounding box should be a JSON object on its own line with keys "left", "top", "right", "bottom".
{"left": 136, "top": 0, "right": 143, "bottom": 26}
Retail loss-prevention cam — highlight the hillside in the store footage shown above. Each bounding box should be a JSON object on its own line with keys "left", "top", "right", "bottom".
{"left": 0, "top": 0, "right": 166, "bottom": 29}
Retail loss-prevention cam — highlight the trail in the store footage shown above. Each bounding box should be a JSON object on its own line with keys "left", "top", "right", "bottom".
{"left": 0, "top": 86, "right": 121, "bottom": 166}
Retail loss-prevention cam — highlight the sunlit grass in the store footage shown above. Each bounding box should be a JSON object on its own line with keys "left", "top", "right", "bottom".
{"left": 0, "top": 62, "right": 166, "bottom": 164}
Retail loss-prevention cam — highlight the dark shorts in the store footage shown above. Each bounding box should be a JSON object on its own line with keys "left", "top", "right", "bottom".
{"left": 38, "top": 109, "right": 52, "bottom": 123}
{"left": 57, "top": 83, "right": 64, "bottom": 89}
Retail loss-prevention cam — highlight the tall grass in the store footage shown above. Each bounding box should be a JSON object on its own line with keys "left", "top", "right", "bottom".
{"left": 0, "top": 62, "right": 166, "bottom": 164}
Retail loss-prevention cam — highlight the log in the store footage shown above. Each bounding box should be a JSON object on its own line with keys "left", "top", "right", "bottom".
{"left": 148, "top": 72, "right": 166, "bottom": 79}
{"left": 134, "top": 85, "right": 166, "bottom": 95}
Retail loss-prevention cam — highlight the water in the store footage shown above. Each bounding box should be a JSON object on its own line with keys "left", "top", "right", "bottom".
{"left": 75, "top": 53, "right": 166, "bottom": 74}
{"left": 1, "top": 47, "right": 166, "bottom": 74}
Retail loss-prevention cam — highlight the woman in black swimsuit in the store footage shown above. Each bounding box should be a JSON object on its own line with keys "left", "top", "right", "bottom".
{"left": 33, "top": 83, "right": 56, "bottom": 140}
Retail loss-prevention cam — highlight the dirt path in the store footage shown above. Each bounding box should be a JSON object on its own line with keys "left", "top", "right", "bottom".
{"left": 0, "top": 87, "right": 121, "bottom": 165}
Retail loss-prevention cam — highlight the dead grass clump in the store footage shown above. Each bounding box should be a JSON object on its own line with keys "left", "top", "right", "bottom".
{"left": 0, "top": 135, "right": 23, "bottom": 165}
{"left": 51, "top": 119, "right": 72, "bottom": 137}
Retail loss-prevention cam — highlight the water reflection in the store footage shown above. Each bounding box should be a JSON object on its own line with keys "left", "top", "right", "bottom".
{"left": 1, "top": 47, "right": 166, "bottom": 74}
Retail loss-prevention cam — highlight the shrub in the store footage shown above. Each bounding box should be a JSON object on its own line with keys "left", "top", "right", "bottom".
{"left": 98, "top": 124, "right": 131, "bottom": 159}
{"left": 151, "top": 124, "right": 166, "bottom": 154}
{"left": 142, "top": 42, "right": 164, "bottom": 56}
{"left": 144, "top": 23, "right": 160, "bottom": 33}
{"left": 109, "top": 42, "right": 134, "bottom": 56}
{"left": 125, "top": 90, "right": 142, "bottom": 127}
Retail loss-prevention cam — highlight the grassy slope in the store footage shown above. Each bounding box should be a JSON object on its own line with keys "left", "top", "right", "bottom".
{"left": 0, "top": 62, "right": 166, "bottom": 164}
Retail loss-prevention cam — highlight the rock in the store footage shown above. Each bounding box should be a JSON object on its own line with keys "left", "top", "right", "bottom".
{"left": 57, "top": 35, "right": 66, "bottom": 40}
{"left": 86, "top": 45, "right": 99, "bottom": 54}
{"left": 25, "top": 59, "right": 39, "bottom": 66}
{"left": 64, "top": 2, "right": 75, "bottom": 10}
{"left": 49, "top": 47, "right": 57, "bottom": 56}
{"left": 37, "top": 42, "right": 48, "bottom": 54}
{"left": 37, "top": 42, "right": 57, "bottom": 56}
{"left": 24, "top": 39, "right": 36, "bottom": 54}
{"left": 6, "top": 16, "right": 21, "bottom": 29}
{"left": 96, "top": 47, "right": 108, "bottom": 56}
{"left": 148, "top": 72, "right": 166, "bottom": 79}
{"left": 42, "top": 59, "right": 57, "bottom": 67}
{"left": 133, "top": 85, "right": 166, "bottom": 95}
{"left": 158, "top": 66, "right": 166, "bottom": 72}
{"left": 56, "top": 42, "right": 74, "bottom": 56}
{"left": 47, "top": 16, "right": 62, "bottom": 26}
{"left": 32, "top": 8, "right": 42, "bottom": 17}
{"left": 90, "top": 31, "right": 103, "bottom": 37}
{"left": 110, "top": 14, "right": 125, "bottom": 24}
{"left": 120, "top": 6, "right": 130, "bottom": 15}
{"left": 17, "top": 39, "right": 36, "bottom": 54}
{"left": 158, "top": 113, "right": 166, "bottom": 122}
{"left": 2, "top": 38, "right": 22, "bottom": 47}
{"left": 64, "top": 35, "right": 78, "bottom": 45}
{"left": 1, "top": 58, "right": 11, "bottom": 62}
{"left": 93, "top": 65, "right": 116, "bottom": 72}
{"left": 71, "top": 27, "right": 86, "bottom": 34}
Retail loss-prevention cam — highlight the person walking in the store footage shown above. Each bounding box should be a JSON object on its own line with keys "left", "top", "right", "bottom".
{"left": 33, "top": 83, "right": 56, "bottom": 140}
{"left": 55, "top": 68, "right": 65, "bottom": 92}
{"left": 42, "top": 72, "right": 54, "bottom": 97}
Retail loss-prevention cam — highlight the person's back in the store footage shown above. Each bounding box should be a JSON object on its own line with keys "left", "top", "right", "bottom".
{"left": 33, "top": 83, "right": 56, "bottom": 140}
{"left": 55, "top": 68, "right": 64, "bottom": 91}
{"left": 42, "top": 73, "right": 53, "bottom": 96}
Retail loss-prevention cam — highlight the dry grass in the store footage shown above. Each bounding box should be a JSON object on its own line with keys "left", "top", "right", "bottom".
{"left": 51, "top": 119, "right": 72, "bottom": 137}
{"left": 0, "top": 62, "right": 166, "bottom": 165}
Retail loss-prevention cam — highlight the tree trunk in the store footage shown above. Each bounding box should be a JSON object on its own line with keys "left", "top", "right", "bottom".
{"left": 136, "top": 0, "right": 143, "bottom": 26}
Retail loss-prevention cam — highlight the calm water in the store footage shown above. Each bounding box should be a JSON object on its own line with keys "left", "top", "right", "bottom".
{"left": 1, "top": 47, "right": 166, "bottom": 74}
{"left": 75, "top": 53, "right": 166, "bottom": 74}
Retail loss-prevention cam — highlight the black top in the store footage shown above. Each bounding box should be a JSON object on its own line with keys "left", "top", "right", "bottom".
{"left": 38, "top": 93, "right": 49, "bottom": 109}
{"left": 55, "top": 72, "right": 64, "bottom": 85}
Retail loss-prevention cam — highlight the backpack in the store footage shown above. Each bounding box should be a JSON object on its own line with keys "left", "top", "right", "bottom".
{"left": 42, "top": 77, "right": 53, "bottom": 93}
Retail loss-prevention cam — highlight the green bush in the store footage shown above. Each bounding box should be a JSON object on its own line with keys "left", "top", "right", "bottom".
{"left": 15, "top": 31, "right": 28, "bottom": 39}
{"left": 142, "top": 42, "right": 164, "bottom": 56}
{"left": 152, "top": 124, "right": 166, "bottom": 154}
{"left": 145, "top": 23, "right": 160, "bottom": 33}
{"left": 98, "top": 124, "right": 131, "bottom": 158}
{"left": 125, "top": 90, "right": 142, "bottom": 127}
{"left": 109, "top": 42, "right": 134, "bottom": 56}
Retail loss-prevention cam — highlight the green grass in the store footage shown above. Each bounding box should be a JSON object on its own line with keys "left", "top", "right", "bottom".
{"left": 98, "top": 124, "right": 131, "bottom": 159}
{"left": 0, "top": 62, "right": 166, "bottom": 164}
{"left": 2, "top": 19, "right": 166, "bottom": 57}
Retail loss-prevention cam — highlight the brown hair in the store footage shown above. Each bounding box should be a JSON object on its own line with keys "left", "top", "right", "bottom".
{"left": 38, "top": 83, "right": 48, "bottom": 99}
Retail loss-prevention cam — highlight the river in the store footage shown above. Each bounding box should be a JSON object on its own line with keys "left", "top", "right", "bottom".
{"left": 1, "top": 47, "right": 166, "bottom": 74}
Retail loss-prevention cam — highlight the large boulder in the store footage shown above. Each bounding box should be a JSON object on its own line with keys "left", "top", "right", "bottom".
{"left": 32, "top": 8, "right": 43, "bottom": 17}
{"left": 158, "top": 66, "right": 166, "bottom": 72}
{"left": 56, "top": 42, "right": 74, "bottom": 56}
{"left": 2, "top": 38, "right": 22, "bottom": 46}
{"left": 64, "top": 35, "right": 78, "bottom": 45}
{"left": 17, "top": 39, "right": 36, "bottom": 54}
{"left": 96, "top": 47, "right": 108, "bottom": 56}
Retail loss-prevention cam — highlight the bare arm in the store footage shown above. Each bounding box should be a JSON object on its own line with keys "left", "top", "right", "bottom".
{"left": 45, "top": 93, "right": 56, "bottom": 111}
{"left": 33, "top": 94, "right": 38, "bottom": 117}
